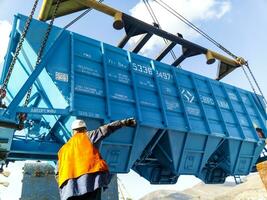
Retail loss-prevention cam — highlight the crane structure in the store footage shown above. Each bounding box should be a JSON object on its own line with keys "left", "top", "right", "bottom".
{"left": 0, "top": 0, "right": 266, "bottom": 186}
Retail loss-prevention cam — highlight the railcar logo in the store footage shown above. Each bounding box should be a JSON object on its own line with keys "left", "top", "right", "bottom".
{"left": 181, "top": 89, "right": 195, "bottom": 103}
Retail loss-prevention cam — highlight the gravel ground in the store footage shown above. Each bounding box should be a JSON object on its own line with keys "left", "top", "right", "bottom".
{"left": 140, "top": 173, "right": 267, "bottom": 200}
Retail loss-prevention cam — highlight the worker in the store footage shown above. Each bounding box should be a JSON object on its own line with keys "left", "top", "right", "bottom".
{"left": 256, "top": 128, "right": 267, "bottom": 146}
{"left": 256, "top": 128, "right": 265, "bottom": 138}
{"left": 57, "top": 118, "right": 136, "bottom": 200}
{"left": 0, "top": 88, "right": 7, "bottom": 108}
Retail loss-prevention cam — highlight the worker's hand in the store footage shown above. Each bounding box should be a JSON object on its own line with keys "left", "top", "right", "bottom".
{"left": 121, "top": 118, "right": 136, "bottom": 127}
{"left": 55, "top": 174, "right": 59, "bottom": 183}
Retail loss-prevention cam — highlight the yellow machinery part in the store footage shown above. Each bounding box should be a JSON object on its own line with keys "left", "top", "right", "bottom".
{"left": 256, "top": 161, "right": 267, "bottom": 190}
{"left": 38, "top": 0, "right": 242, "bottom": 77}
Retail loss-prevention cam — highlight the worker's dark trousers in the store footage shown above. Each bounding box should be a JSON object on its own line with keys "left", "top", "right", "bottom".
{"left": 67, "top": 188, "right": 101, "bottom": 200}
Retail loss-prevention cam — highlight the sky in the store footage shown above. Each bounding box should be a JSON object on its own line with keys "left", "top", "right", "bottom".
{"left": 0, "top": 0, "right": 267, "bottom": 199}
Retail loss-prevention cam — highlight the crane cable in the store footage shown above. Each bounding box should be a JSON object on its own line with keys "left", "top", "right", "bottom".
{"left": 153, "top": 0, "right": 238, "bottom": 59}
{"left": 245, "top": 62, "right": 267, "bottom": 105}
{"left": 146, "top": 0, "right": 179, "bottom": 62}
{"left": 143, "top": 0, "right": 178, "bottom": 61}
{"left": 241, "top": 66, "right": 267, "bottom": 114}
{"left": 63, "top": 0, "right": 104, "bottom": 29}
{"left": 142, "top": 0, "right": 180, "bottom": 65}
{"left": 143, "top": 0, "right": 157, "bottom": 24}
{"left": 153, "top": 0, "right": 267, "bottom": 106}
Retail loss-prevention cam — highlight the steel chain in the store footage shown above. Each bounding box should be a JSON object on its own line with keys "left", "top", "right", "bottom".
{"left": 23, "top": 0, "right": 62, "bottom": 107}
{"left": 1, "top": 0, "right": 39, "bottom": 92}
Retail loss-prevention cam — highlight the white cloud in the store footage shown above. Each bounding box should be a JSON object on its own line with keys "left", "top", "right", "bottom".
{"left": 0, "top": 20, "right": 12, "bottom": 65}
{"left": 129, "top": 0, "right": 231, "bottom": 55}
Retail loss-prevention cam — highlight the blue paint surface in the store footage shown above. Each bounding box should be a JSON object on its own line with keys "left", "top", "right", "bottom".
{"left": 1, "top": 14, "right": 266, "bottom": 184}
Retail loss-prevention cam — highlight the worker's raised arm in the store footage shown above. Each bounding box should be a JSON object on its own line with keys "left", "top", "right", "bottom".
{"left": 88, "top": 118, "right": 136, "bottom": 144}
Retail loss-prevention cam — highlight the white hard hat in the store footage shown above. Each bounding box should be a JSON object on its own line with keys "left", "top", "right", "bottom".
{"left": 71, "top": 119, "right": 87, "bottom": 130}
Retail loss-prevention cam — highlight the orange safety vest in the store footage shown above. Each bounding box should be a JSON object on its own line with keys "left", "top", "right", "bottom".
{"left": 57, "top": 132, "right": 109, "bottom": 187}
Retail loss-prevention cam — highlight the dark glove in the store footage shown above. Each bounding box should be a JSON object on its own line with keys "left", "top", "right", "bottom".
{"left": 121, "top": 118, "right": 136, "bottom": 127}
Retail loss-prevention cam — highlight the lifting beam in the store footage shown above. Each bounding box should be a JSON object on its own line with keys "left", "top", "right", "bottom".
{"left": 38, "top": 0, "right": 245, "bottom": 79}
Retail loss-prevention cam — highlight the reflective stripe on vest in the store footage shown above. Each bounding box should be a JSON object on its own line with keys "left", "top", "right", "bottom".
{"left": 58, "top": 132, "right": 109, "bottom": 187}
